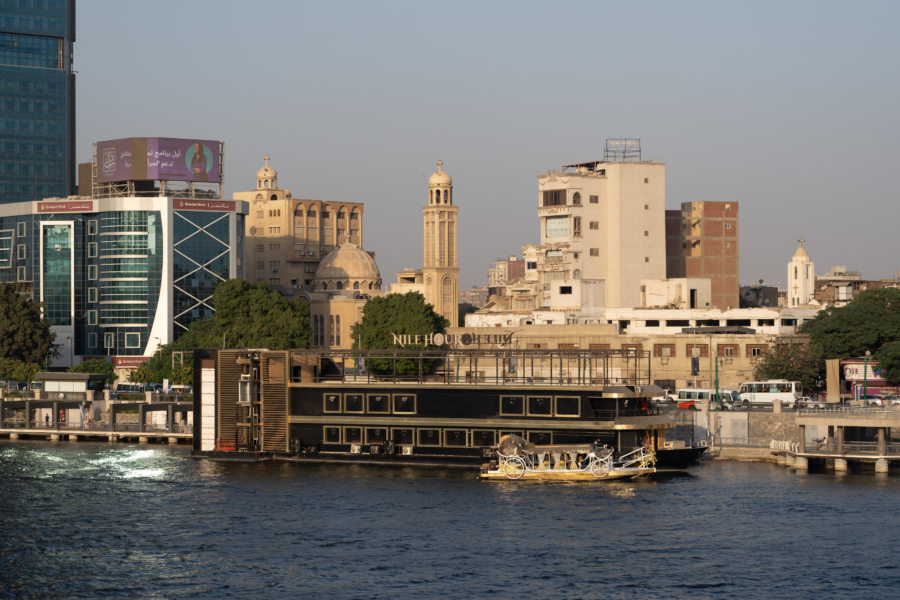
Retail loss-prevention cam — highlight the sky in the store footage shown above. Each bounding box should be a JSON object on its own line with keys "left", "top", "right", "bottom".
{"left": 75, "top": 0, "right": 900, "bottom": 291}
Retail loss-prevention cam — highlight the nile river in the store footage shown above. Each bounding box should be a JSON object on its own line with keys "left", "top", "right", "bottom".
{"left": 1, "top": 441, "right": 898, "bottom": 599}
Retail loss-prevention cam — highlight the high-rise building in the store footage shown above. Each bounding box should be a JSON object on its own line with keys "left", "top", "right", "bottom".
{"left": 0, "top": 0, "right": 76, "bottom": 204}
{"left": 235, "top": 156, "right": 365, "bottom": 292}
{"left": 667, "top": 201, "right": 739, "bottom": 309}
{"left": 535, "top": 140, "right": 666, "bottom": 310}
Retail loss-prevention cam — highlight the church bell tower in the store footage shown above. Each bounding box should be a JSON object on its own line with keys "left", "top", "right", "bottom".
{"left": 422, "top": 160, "right": 459, "bottom": 326}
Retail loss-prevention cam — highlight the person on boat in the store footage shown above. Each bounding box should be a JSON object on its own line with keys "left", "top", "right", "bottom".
{"left": 580, "top": 439, "right": 605, "bottom": 469}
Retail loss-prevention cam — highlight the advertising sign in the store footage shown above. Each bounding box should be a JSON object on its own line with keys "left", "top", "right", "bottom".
{"left": 97, "top": 137, "right": 222, "bottom": 184}
{"left": 173, "top": 199, "right": 235, "bottom": 212}
{"left": 37, "top": 200, "right": 95, "bottom": 213}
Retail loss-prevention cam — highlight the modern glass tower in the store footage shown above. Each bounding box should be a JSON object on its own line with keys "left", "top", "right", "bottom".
{"left": 0, "top": 0, "right": 76, "bottom": 204}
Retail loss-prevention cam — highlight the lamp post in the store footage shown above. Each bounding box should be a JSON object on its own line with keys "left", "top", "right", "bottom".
{"left": 863, "top": 350, "right": 871, "bottom": 399}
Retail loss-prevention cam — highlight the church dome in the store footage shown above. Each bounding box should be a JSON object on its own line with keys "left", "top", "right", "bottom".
{"left": 256, "top": 155, "right": 277, "bottom": 189}
{"left": 315, "top": 243, "right": 382, "bottom": 292}
{"left": 428, "top": 160, "right": 452, "bottom": 186}
{"left": 792, "top": 245, "right": 809, "bottom": 260}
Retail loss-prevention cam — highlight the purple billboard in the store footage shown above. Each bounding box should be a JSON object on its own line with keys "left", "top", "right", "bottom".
{"left": 97, "top": 137, "right": 222, "bottom": 184}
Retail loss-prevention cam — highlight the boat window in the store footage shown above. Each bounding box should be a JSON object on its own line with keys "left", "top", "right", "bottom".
{"left": 555, "top": 396, "right": 580, "bottom": 416}
{"left": 367, "top": 394, "right": 390, "bottom": 414}
{"left": 344, "top": 427, "right": 362, "bottom": 444}
{"left": 444, "top": 430, "right": 468, "bottom": 447}
{"left": 500, "top": 430, "right": 524, "bottom": 439}
{"left": 418, "top": 429, "right": 441, "bottom": 446}
{"left": 473, "top": 430, "right": 496, "bottom": 447}
{"left": 323, "top": 393, "right": 341, "bottom": 413}
{"left": 528, "top": 396, "right": 552, "bottom": 416}
{"left": 391, "top": 428, "right": 414, "bottom": 445}
{"left": 500, "top": 396, "right": 525, "bottom": 415}
{"left": 345, "top": 394, "right": 364, "bottom": 413}
{"left": 528, "top": 431, "right": 552, "bottom": 445}
{"left": 366, "top": 428, "right": 387, "bottom": 444}
{"left": 324, "top": 426, "right": 341, "bottom": 443}
{"left": 393, "top": 394, "right": 416, "bottom": 414}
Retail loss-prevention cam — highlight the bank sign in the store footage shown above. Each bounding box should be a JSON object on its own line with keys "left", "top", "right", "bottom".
{"left": 392, "top": 332, "right": 514, "bottom": 347}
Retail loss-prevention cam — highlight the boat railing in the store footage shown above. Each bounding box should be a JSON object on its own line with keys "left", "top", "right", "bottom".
{"left": 615, "top": 446, "right": 656, "bottom": 470}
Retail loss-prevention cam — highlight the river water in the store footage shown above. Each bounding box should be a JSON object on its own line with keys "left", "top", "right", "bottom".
{"left": 1, "top": 440, "right": 898, "bottom": 599}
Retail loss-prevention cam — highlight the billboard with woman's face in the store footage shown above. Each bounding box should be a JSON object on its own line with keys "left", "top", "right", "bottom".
{"left": 97, "top": 137, "right": 222, "bottom": 183}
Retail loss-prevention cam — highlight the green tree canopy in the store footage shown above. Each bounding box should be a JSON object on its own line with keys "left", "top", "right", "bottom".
{"left": 753, "top": 342, "right": 823, "bottom": 392}
{"left": 0, "top": 283, "right": 55, "bottom": 364}
{"left": 68, "top": 357, "right": 117, "bottom": 383}
{"left": 801, "top": 288, "right": 900, "bottom": 359}
{"left": 351, "top": 292, "right": 448, "bottom": 375}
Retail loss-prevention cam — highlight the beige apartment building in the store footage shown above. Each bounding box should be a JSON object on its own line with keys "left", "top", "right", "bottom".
{"left": 535, "top": 140, "right": 666, "bottom": 311}
{"left": 236, "top": 156, "right": 364, "bottom": 292}
{"left": 666, "top": 201, "right": 739, "bottom": 309}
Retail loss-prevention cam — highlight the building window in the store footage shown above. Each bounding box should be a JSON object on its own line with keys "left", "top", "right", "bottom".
{"left": 573, "top": 217, "right": 581, "bottom": 237}
{"left": 526, "top": 261, "right": 537, "bottom": 269}
{"left": 654, "top": 344, "right": 675, "bottom": 357}
{"left": 256, "top": 211, "right": 264, "bottom": 219}
{"left": 269, "top": 278, "right": 280, "bottom": 285}
{"left": 718, "top": 345, "right": 738, "bottom": 357}
{"left": 644, "top": 178, "right": 649, "bottom": 183}
{"left": 88, "top": 220, "right": 97, "bottom": 235}
{"left": 87, "top": 310, "right": 97, "bottom": 325}
{"left": 645, "top": 257, "right": 649, "bottom": 263}
{"left": 589, "top": 248, "right": 599, "bottom": 257}
{"left": 622, "top": 344, "right": 643, "bottom": 355}
{"left": 559, "top": 286, "right": 572, "bottom": 295}
{"left": 256, "top": 262, "right": 264, "bottom": 270}
{"left": 725, "top": 223, "right": 732, "bottom": 230}
{"left": 88, "top": 265, "right": 97, "bottom": 280}
{"left": 393, "top": 394, "right": 416, "bottom": 414}
{"left": 499, "top": 396, "right": 525, "bottom": 415}
{"left": 88, "top": 287, "right": 97, "bottom": 303}
{"left": 125, "top": 333, "right": 141, "bottom": 348}
{"left": 16, "top": 244, "right": 25, "bottom": 259}
{"left": 687, "top": 344, "right": 709, "bottom": 358}
{"left": 335, "top": 315, "right": 341, "bottom": 346}
{"left": 269, "top": 261, "right": 279, "bottom": 272}
{"left": 589, "top": 195, "right": 598, "bottom": 204}
{"left": 747, "top": 345, "right": 767, "bottom": 357}
{"left": 88, "top": 242, "right": 98, "bottom": 258}
{"left": 17, "top": 222, "right": 26, "bottom": 237}
{"left": 555, "top": 396, "right": 580, "bottom": 416}
{"left": 542, "top": 190, "right": 566, "bottom": 207}
{"left": 572, "top": 192, "right": 581, "bottom": 205}
{"left": 589, "top": 221, "right": 599, "bottom": 230}
{"left": 104, "top": 333, "right": 114, "bottom": 349}
{"left": 644, "top": 231, "right": 649, "bottom": 237}
{"left": 268, "top": 226, "right": 281, "bottom": 234}
{"left": 88, "top": 333, "right": 97, "bottom": 349}
{"left": 16, "top": 266, "right": 26, "bottom": 281}
{"left": 644, "top": 204, "right": 649, "bottom": 210}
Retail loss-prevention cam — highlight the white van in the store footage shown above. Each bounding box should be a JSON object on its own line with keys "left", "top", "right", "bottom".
{"left": 676, "top": 388, "right": 740, "bottom": 410}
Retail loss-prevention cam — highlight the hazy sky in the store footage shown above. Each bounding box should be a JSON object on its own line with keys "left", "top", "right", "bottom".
{"left": 75, "top": 1, "right": 900, "bottom": 290}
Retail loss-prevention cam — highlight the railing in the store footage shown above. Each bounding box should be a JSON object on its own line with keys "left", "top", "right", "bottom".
{"left": 798, "top": 407, "right": 900, "bottom": 417}
{"left": 715, "top": 436, "right": 772, "bottom": 448}
{"left": 0, "top": 419, "right": 192, "bottom": 434}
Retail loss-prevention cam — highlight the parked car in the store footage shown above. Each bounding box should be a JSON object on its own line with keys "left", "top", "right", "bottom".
{"left": 797, "top": 396, "right": 828, "bottom": 409}
{"left": 864, "top": 395, "right": 884, "bottom": 407}
{"left": 881, "top": 395, "right": 900, "bottom": 407}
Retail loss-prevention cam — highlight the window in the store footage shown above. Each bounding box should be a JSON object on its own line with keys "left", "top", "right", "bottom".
{"left": 88, "top": 220, "right": 97, "bottom": 235}
{"left": 344, "top": 427, "right": 362, "bottom": 444}
{"left": 87, "top": 310, "right": 97, "bottom": 325}
{"left": 589, "top": 221, "right": 599, "bottom": 230}
{"left": 16, "top": 244, "right": 25, "bottom": 259}
{"left": 644, "top": 204, "right": 649, "bottom": 210}
{"left": 545, "top": 216, "right": 569, "bottom": 238}
{"left": 256, "top": 211, "right": 264, "bottom": 219}
{"left": 622, "top": 344, "right": 643, "bottom": 355}
{"left": 345, "top": 394, "right": 364, "bottom": 413}
{"left": 473, "top": 430, "right": 497, "bottom": 447}
{"left": 393, "top": 394, "right": 416, "bottom": 414}
{"left": 125, "top": 333, "right": 141, "bottom": 348}
{"left": 88, "top": 333, "right": 97, "bottom": 349}
{"left": 104, "top": 333, "right": 114, "bottom": 349}
{"left": 654, "top": 344, "right": 675, "bottom": 357}
{"left": 556, "top": 396, "right": 580, "bottom": 416}
{"left": 589, "top": 195, "right": 599, "bottom": 204}
{"left": 367, "top": 394, "right": 389, "bottom": 413}
{"left": 88, "top": 288, "right": 97, "bottom": 303}
{"left": 559, "top": 286, "right": 572, "bottom": 294}
{"left": 573, "top": 216, "right": 581, "bottom": 237}
{"left": 366, "top": 428, "right": 387, "bottom": 444}
{"left": 335, "top": 315, "right": 341, "bottom": 346}
{"left": 718, "top": 345, "right": 738, "bottom": 357}
{"left": 500, "top": 396, "right": 525, "bottom": 415}
{"left": 542, "top": 190, "right": 566, "bottom": 207}
{"left": 589, "top": 248, "right": 599, "bottom": 256}
{"left": 88, "top": 265, "right": 97, "bottom": 280}
{"left": 572, "top": 192, "right": 581, "bottom": 205}
{"left": 644, "top": 231, "right": 649, "bottom": 237}
{"left": 645, "top": 257, "right": 649, "bottom": 263}
{"left": 17, "top": 266, "right": 26, "bottom": 281}
{"left": 747, "top": 345, "right": 767, "bottom": 357}
{"left": 256, "top": 244, "right": 264, "bottom": 253}
{"left": 256, "top": 262, "right": 264, "bottom": 270}
{"left": 17, "top": 222, "right": 26, "bottom": 237}
{"left": 526, "top": 261, "right": 537, "bottom": 270}
{"left": 324, "top": 393, "right": 341, "bottom": 413}
{"left": 88, "top": 242, "right": 97, "bottom": 258}
{"left": 324, "top": 426, "right": 341, "bottom": 443}
{"left": 392, "top": 428, "right": 414, "bottom": 445}
{"left": 445, "top": 430, "right": 468, "bottom": 447}
{"left": 528, "top": 396, "right": 552, "bottom": 416}
{"left": 268, "top": 226, "right": 281, "bottom": 234}
{"left": 418, "top": 429, "right": 441, "bottom": 446}
{"left": 687, "top": 344, "right": 709, "bottom": 358}
{"left": 644, "top": 178, "right": 649, "bottom": 183}
{"left": 269, "top": 243, "right": 281, "bottom": 250}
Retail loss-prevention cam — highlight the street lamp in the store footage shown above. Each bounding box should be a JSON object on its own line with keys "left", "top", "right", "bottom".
{"left": 863, "top": 350, "right": 872, "bottom": 399}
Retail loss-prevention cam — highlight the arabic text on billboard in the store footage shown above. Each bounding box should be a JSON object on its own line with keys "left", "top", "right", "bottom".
{"left": 97, "top": 137, "right": 222, "bottom": 184}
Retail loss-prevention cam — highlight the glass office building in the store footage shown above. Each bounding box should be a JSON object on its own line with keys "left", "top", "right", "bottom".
{"left": 0, "top": 197, "right": 246, "bottom": 367}
{"left": 0, "top": 0, "right": 76, "bottom": 204}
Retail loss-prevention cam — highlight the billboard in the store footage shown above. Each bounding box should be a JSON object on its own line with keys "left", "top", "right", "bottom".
{"left": 97, "top": 137, "right": 222, "bottom": 184}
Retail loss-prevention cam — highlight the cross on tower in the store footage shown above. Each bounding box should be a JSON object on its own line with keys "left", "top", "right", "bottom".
{"left": 436, "top": 160, "right": 443, "bottom": 172}
{"left": 797, "top": 236, "right": 805, "bottom": 247}
{"left": 264, "top": 154, "right": 270, "bottom": 168}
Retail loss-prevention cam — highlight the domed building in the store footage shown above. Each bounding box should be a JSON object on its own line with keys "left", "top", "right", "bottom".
{"left": 787, "top": 237, "right": 815, "bottom": 307}
{"left": 313, "top": 243, "right": 382, "bottom": 293}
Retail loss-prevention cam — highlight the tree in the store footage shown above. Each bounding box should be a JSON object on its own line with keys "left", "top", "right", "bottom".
{"left": 753, "top": 342, "right": 823, "bottom": 392}
{"left": 875, "top": 340, "right": 900, "bottom": 382}
{"left": 0, "top": 283, "right": 55, "bottom": 364}
{"left": 801, "top": 288, "right": 900, "bottom": 359}
{"left": 68, "top": 357, "right": 117, "bottom": 384}
{"left": 458, "top": 302, "right": 478, "bottom": 326}
{"left": 351, "top": 292, "right": 448, "bottom": 375}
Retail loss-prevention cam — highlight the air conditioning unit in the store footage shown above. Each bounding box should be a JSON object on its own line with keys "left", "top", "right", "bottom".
{"left": 369, "top": 444, "right": 382, "bottom": 455}
{"left": 350, "top": 444, "right": 362, "bottom": 454}
{"left": 400, "top": 445, "right": 413, "bottom": 456}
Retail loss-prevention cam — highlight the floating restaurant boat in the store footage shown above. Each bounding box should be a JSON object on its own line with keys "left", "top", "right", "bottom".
{"left": 478, "top": 434, "right": 657, "bottom": 481}
{"left": 192, "top": 347, "right": 707, "bottom": 470}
